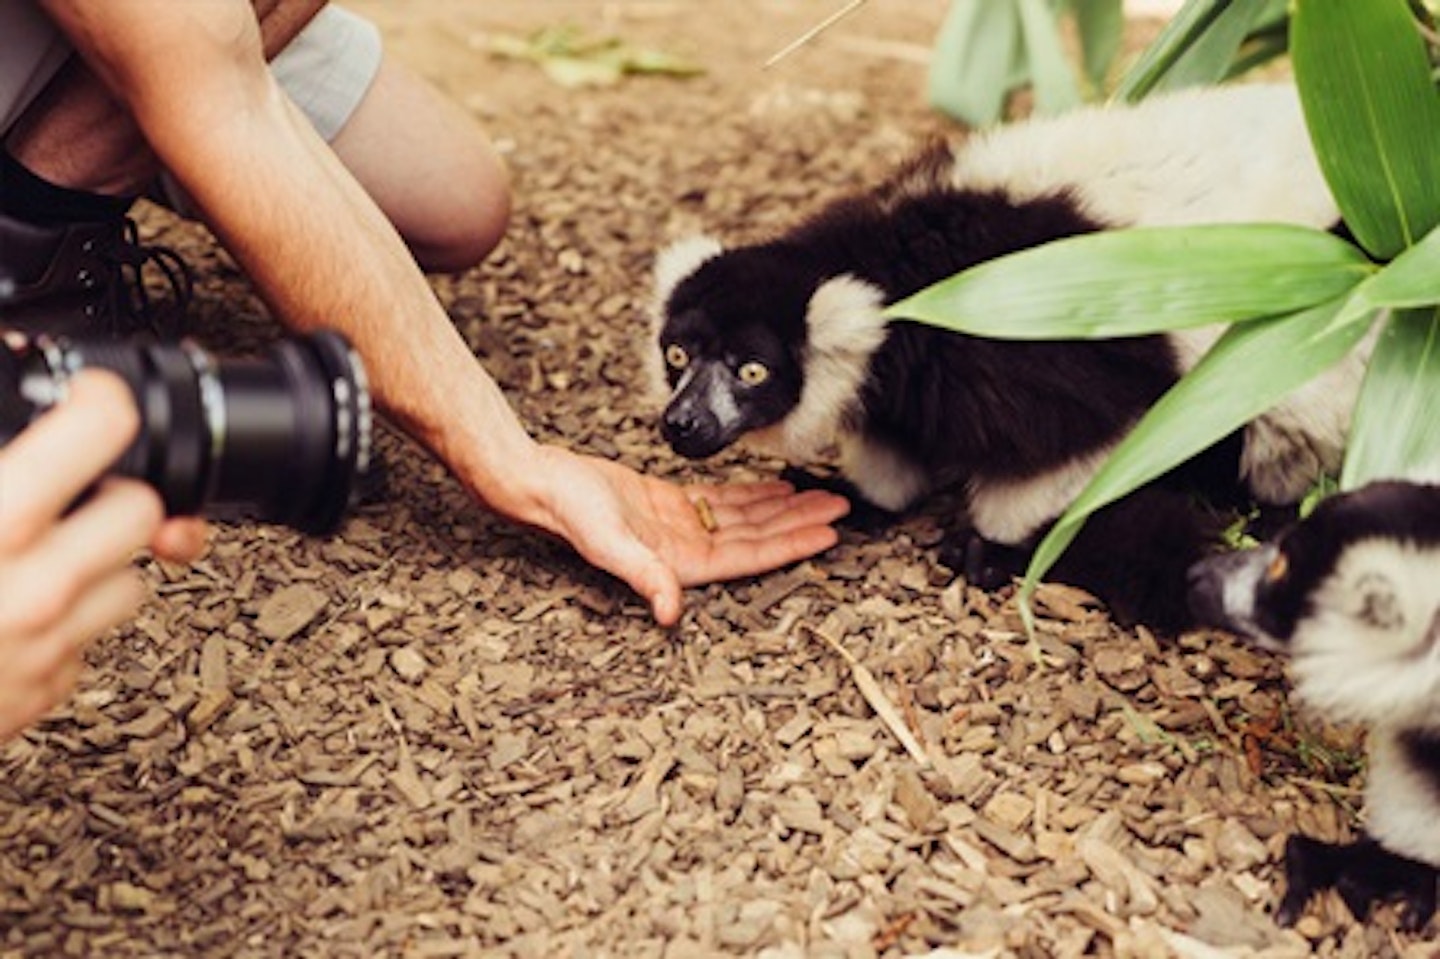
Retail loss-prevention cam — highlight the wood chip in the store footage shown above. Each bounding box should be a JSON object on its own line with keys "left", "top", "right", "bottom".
{"left": 254, "top": 583, "right": 328, "bottom": 641}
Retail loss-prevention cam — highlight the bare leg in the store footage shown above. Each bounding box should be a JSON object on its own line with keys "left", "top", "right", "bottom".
{"left": 3, "top": 0, "right": 325, "bottom": 196}
{"left": 327, "top": 56, "right": 512, "bottom": 273}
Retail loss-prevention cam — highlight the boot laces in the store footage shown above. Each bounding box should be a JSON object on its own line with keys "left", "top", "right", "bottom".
{"left": 85, "top": 217, "right": 194, "bottom": 336}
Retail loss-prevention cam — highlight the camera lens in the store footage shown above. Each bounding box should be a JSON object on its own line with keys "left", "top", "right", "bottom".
{"left": 0, "top": 330, "right": 372, "bottom": 535}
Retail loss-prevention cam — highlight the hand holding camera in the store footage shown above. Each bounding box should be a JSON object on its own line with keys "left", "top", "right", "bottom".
{"left": 0, "top": 370, "right": 205, "bottom": 739}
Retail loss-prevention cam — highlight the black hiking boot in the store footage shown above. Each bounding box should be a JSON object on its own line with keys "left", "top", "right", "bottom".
{"left": 0, "top": 209, "right": 192, "bottom": 338}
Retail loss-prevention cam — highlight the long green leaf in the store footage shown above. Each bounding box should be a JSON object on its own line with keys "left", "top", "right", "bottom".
{"left": 1017, "top": 0, "right": 1082, "bottom": 115}
{"left": 928, "top": 0, "right": 1022, "bottom": 126}
{"left": 1292, "top": 0, "right": 1440, "bottom": 259}
{"left": 1143, "top": 0, "right": 1264, "bottom": 96}
{"left": 1021, "top": 297, "right": 1376, "bottom": 614}
{"left": 1112, "top": 0, "right": 1234, "bottom": 103}
{"left": 1341, "top": 307, "right": 1440, "bottom": 488}
{"left": 1069, "top": 0, "right": 1123, "bottom": 91}
{"left": 884, "top": 224, "right": 1373, "bottom": 340}
{"left": 1325, "top": 221, "right": 1440, "bottom": 333}
{"left": 1224, "top": 24, "right": 1289, "bottom": 81}
{"left": 1338, "top": 222, "right": 1440, "bottom": 326}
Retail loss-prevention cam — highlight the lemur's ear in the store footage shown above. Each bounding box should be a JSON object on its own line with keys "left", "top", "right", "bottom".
{"left": 1352, "top": 571, "right": 1403, "bottom": 631}
{"left": 653, "top": 235, "right": 724, "bottom": 311}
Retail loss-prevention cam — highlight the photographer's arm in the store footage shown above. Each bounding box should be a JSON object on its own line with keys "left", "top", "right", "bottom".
{"left": 40, "top": 2, "right": 847, "bottom": 625}
{"left": 0, "top": 372, "right": 206, "bottom": 741}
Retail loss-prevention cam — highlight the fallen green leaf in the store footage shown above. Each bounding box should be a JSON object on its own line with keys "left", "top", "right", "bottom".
{"left": 485, "top": 25, "right": 704, "bottom": 88}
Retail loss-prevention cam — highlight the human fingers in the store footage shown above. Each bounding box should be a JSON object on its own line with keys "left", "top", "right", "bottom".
{"left": 703, "top": 487, "right": 850, "bottom": 535}
{"left": 0, "top": 371, "right": 139, "bottom": 551}
{"left": 151, "top": 517, "right": 210, "bottom": 563}
{"left": 586, "top": 521, "right": 684, "bottom": 626}
{"left": 677, "top": 523, "right": 841, "bottom": 587}
{"left": 7, "top": 568, "right": 142, "bottom": 677}
{"left": 0, "top": 570, "right": 139, "bottom": 741}
{"left": 686, "top": 479, "right": 799, "bottom": 508}
{"left": 0, "top": 655, "right": 82, "bottom": 743}
{"left": 0, "top": 479, "right": 161, "bottom": 635}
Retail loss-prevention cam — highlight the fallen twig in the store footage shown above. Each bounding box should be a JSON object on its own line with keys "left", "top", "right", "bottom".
{"left": 803, "top": 623, "right": 931, "bottom": 768}
{"left": 764, "top": 0, "right": 869, "bottom": 68}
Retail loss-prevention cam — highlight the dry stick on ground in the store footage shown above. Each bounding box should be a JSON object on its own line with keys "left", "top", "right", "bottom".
{"left": 802, "top": 623, "right": 932, "bottom": 768}
{"left": 763, "top": 0, "right": 869, "bottom": 67}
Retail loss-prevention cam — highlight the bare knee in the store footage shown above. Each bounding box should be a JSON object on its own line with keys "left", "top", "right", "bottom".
{"left": 406, "top": 151, "right": 512, "bottom": 274}
{"left": 330, "top": 56, "right": 513, "bottom": 274}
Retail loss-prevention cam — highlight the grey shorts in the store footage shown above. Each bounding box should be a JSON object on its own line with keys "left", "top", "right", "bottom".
{"left": 0, "top": 3, "right": 382, "bottom": 145}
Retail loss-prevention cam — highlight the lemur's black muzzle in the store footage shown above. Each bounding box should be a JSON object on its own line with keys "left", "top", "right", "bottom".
{"left": 1185, "top": 545, "right": 1277, "bottom": 643}
{"left": 660, "top": 362, "right": 746, "bottom": 460}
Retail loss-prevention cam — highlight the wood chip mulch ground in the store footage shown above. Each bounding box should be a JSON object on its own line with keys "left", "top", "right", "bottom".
{"left": 1, "top": 2, "right": 1430, "bottom": 956}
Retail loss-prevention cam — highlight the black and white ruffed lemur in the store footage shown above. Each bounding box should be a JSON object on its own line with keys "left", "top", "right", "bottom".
{"left": 1189, "top": 480, "right": 1440, "bottom": 931}
{"left": 647, "top": 82, "right": 1370, "bottom": 632}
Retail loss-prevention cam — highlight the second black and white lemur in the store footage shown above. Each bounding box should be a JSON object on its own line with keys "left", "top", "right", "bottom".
{"left": 1189, "top": 480, "right": 1440, "bottom": 931}
{"left": 647, "top": 82, "right": 1370, "bottom": 631}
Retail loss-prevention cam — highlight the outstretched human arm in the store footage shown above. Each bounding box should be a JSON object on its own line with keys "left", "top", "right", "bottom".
{"left": 38, "top": 1, "right": 847, "bottom": 623}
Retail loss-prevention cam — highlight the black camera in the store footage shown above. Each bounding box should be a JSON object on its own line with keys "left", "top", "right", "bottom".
{"left": 0, "top": 329, "right": 372, "bottom": 535}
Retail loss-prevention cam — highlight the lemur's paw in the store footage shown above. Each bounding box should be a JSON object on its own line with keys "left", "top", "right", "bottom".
{"left": 1276, "top": 833, "right": 1437, "bottom": 932}
{"left": 936, "top": 532, "right": 1028, "bottom": 591}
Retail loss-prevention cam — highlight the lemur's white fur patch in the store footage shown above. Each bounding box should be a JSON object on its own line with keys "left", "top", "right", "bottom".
{"left": 689, "top": 366, "right": 745, "bottom": 436}
{"left": 838, "top": 432, "right": 931, "bottom": 512}
{"left": 1211, "top": 543, "right": 1279, "bottom": 644}
{"left": 1359, "top": 726, "right": 1440, "bottom": 868}
{"left": 1287, "top": 538, "right": 1440, "bottom": 729}
{"left": 967, "top": 441, "right": 1122, "bottom": 544}
{"left": 645, "top": 235, "right": 726, "bottom": 405}
{"left": 778, "top": 275, "right": 890, "bottom": 460}
{"left": 951, "top": 83, "right": 1339, "bottom": 230}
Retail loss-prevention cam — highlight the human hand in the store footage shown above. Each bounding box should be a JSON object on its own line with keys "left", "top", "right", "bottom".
{"left": 0, "top": 371, "right": 207, "bottom": 741}
{"left": 518, "top": 445, "right": 850, "bottom": 625}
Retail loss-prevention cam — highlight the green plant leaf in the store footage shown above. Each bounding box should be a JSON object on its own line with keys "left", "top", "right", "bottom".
{"left": 486, "top": 25, "right": 703, "bottom": 88}
{"left": 1341, "top": 306, "right": 1440, "bottom": 488}
{"left": 1336, "top": 222, "right": 1440, "bottom": 327}
{"left": 1291, "top": 0, "right": 1440, "bottom": 259}
{"left": 1113, "top": 0, "right": 1238, "bottom": 103}
{"left": 1068, "top": 0, "right": 1123, "bottom": 90}
{"left": 928, "top": 0, "right": 1023, "bottom": 126}
{"left": 1020, "top": 296, "right": 1376, "bottom": 620}
{"left": 1141, "top": 0, "right": 1265, "bottom": 98}
{"left": 884, "top": 224, "right": 1373, "bottom": 340}
{"left": 1017, "top": 0, "right": 1082, "bottom": 115}
{"left": 1224, "top": 7, "right": 1290, "bottom": 80}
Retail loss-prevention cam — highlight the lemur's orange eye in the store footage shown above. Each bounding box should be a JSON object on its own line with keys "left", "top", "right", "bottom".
{"left": 1265, "top": 551, "right": 1289, "bottom": 583}
{"left": 738, "top": 361, "right": 770, "bottom": 386}
{"left": 664, "top": 344, "right": 689, "bottom": 370}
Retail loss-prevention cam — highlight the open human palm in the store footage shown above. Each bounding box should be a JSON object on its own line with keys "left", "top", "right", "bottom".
{"left": 529, "top": 447, "right": 850, "bottom": 625}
